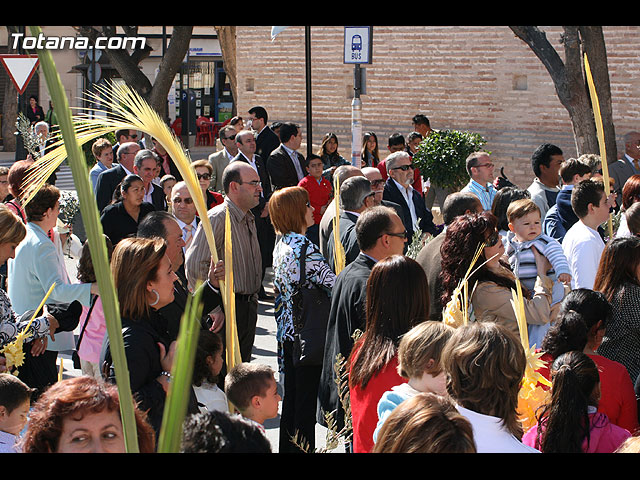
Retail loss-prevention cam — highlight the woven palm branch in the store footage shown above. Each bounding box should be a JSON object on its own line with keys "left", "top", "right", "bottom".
{"left": 20, "top": 79, "right": 239, "bottom": 366}
{"left": 332, "top": 175, "right": 346, "bottom": 274}
{"left": 584, "top": 53, "right": 613, "bottom": 238}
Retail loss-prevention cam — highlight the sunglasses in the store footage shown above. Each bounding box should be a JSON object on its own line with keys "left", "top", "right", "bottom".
{"left": 197, "top": 173, "right": 211, "bottom": 180}
{"left": 370, "top": 179, "right": 385, "bottom": 187}
{"left": 223, "top": 134, "right": 236, "bottom": 141}
{"left": 237, "top": 180, "right": 262, "bottom": 187}
{"left": 485, "top": 231, "right": 501, "bottom": 247}
{"left": 172, "top": 197, "right": 193, "bottom": 204}
{"left": 391, "top": 164, "right": 414, "bottom": 171}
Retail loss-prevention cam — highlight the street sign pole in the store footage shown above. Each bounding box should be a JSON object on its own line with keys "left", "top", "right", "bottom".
{"left": 344, "top": 26, "right": 372, "bottom": 168}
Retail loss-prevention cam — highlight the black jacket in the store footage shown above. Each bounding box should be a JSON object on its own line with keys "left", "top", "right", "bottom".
{"left": 382, "top": 178, "right": 438, "bottom": 239}
{"left": 267, "top": 145, "right": 307, "bottom": 191}
{"left": 317, "top": 252, "right": 376, "bottom": 430}
{"left": 255, "top": 126, "right": 281, "bottom": 170}
{"left": 95, "top": 164, "right": 128, "bottom": 213}
{"left": 101, "top": 309, "right": 199, "bottom": 437}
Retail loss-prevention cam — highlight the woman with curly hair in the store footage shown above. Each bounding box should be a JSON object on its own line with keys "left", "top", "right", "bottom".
{"left": 21, "top": 376, "right": 155, "bottom": 453}
{"left": 438, "top": 211, "right": 556, "bottom": 337}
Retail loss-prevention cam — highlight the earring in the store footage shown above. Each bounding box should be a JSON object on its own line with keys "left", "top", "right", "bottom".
{"left": 149, "top": 289, "right": 160, "bottom": 307}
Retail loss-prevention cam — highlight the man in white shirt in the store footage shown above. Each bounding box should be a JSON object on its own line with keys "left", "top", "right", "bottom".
{"left": 562, "top": 179, "right": 615, "bottom": 289}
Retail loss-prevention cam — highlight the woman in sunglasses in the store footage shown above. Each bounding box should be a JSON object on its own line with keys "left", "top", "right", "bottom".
{"left": 439, "top": 211, "right": 556, "bottom": 338}
{"left": 191, "top": 160, "right": 224, "bottom": 209}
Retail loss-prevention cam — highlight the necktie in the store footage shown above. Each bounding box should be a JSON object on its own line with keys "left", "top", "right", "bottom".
{"left": 183, "top": 224, "right": 193, "bottom": 250}
{"left": 634, "top": 158, "right": 640, "bottom": 172}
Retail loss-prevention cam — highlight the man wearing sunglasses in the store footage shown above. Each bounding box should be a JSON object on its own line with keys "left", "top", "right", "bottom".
{"left": 382, "top": 151, "right": 438, "bottom": 244}
{"left": 208, "top": 125, "right": 239, "bottom": 193}
{"left": 111, "top": 129, "right": 141, "bottom": 159}
{"left": 460, "top": 151, "right": 498, "bottom": 211}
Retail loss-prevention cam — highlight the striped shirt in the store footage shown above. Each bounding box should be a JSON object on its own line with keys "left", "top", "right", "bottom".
{"left": 461, "top": 179, "right": 497, "bottom": 211}
{"left": 503, "top": 231, "right": 571, "bottom": 291}
{"left": 184, "top": 197, "right": 262, "bottom": 295}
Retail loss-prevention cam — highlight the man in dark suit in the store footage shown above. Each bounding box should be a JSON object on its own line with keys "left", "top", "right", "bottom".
{"left": 610, "top": 131, "right": 640, "bottom": 206}
{"left": 317, "top": 205, "right": 408, "bottom": 432}
{"left": 326, "top": 176, "right": 375, "bottom": 272}
{"left": 112, "top": 129, "right": 140, "bottom": 158}
{"left": 267, "top": 122, "right": 307, "bottom": 190}
{"left": 248, "top": 106, "right": 280, "bottom": 170}
{"left": 382, "top": 151, "right": 439, "bottom": 241}
{"left": 95, "top": 141, "right": 141, "bottom": 213}
{"left": 415, "top": 192, "right": 482, "bottom": 321}
{"left": 233, "top": 129, "right": 275, "bottom": 300}
{"left": 133, "top": 149, "right": 167, "bottom": 211}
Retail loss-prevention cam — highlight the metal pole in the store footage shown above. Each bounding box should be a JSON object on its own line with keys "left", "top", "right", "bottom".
{"left": 305, "top": 26, "right": 312, "bottom": 159}
{"left": 351, "top": 64, "right": 362, "bottom": 167}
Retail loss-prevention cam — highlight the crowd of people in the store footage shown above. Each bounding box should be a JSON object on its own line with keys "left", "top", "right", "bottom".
{"left": 0, "top": 105, "right": 639, "bottom": 455}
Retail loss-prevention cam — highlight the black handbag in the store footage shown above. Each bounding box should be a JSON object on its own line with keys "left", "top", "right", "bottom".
{"left": 290, "top": 238, "right": 331, "bottom": 367}
{"left": 72, "top": 295, "right": 97, "bottom": 369}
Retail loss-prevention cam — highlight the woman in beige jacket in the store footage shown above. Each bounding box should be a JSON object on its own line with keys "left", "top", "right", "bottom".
{"left": 439, "top": 211, "right": 559, "bottom": 338}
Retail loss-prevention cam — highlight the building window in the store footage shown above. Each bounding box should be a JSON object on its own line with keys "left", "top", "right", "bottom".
{"left": 513, "top": 75, "right": 528, "bottom": 91}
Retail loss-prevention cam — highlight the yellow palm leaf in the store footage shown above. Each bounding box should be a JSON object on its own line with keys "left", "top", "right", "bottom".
{"left": 332, "top": 175, "right": 346, "bottom": 275}
{"left": 584, "top": 53, "right": 613, "bottom": 238}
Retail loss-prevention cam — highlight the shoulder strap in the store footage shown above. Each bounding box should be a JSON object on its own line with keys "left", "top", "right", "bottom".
{"left": 76, "top": 294, "right": 98, "bottom": 350}
{"left": 298, "top": 237, "right": 309, "bottom": 285}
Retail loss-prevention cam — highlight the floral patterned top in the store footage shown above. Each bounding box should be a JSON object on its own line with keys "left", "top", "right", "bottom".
{"left": 0, "top": 288, "right": 50, "bottom": 348}
{"left": 272, "top": 232, "right": 336, "bottom": 343}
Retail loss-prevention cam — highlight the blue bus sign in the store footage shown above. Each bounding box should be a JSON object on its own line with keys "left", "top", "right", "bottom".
{"left": 344, "top": 27, "right": 372, "bottom": 64}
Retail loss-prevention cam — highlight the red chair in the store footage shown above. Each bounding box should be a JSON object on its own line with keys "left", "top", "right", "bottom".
{"left": 171, "top": 118, "right": 182, "bottom": 137}
{"left": 196, "top": 116, "right": 214, "bottom": 146}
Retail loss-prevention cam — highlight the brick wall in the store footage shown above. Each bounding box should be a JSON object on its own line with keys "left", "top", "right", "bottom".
{"left": 236, "top": 26, "right": 640, "bottom": 190}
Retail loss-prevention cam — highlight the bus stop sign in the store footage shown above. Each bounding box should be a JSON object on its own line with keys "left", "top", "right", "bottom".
{"left": 344, "top": 27, "right": 372, "bottom": 64}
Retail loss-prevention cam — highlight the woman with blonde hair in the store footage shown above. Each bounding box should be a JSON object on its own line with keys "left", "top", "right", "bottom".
{"left": 269, "top": 186, "right": 336, "bottom": 453}
{"left": 101, "top": 236, "right": 199, "bottom": 438}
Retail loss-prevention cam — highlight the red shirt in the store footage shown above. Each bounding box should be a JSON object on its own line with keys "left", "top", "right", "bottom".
{"left": 298, "top": 175, "right": 332, "bottom": 224}
{"left": 349, "top": 342, "right": 407, "bottom": 453}
{"left": 377, "top": 159, "right": 423, "bottom": 196}
{"left": 537, "top": 351, "right": 639, "bottom": 434}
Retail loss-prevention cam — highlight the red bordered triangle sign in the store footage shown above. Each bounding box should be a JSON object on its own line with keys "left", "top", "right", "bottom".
{"left": 0, "top": 54, "right": 40, "bottom": 95}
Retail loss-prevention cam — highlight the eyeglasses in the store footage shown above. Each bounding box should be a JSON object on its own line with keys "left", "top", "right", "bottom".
{"left": 197, "top": 173, "right": 211, "bottom": 180}
{"left": 172, "top": 197, "right": 193, "bottom": 204}
{"left": 128, "top": 133, "right": 138, "bottom": 139}
{"left": 237, "top": 180, "right": 262, "bottom": 187}
{"left": 382, "top": 230, "right": 408, "bottom": 239}
{"left": 306, "top": 201, "right": 312, "bottom": 208}
{"left": 391, "top": 164, "right": 414, "bottom": 171}
{"left": 485, "top": 231, "right": 501, "bottom": 247}
{"left": 370, "top": 179, "right": 385, "bottom": 187}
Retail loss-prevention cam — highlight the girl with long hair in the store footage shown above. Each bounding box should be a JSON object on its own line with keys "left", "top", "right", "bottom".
{"left": 523, "top": 351, "right": 630, "bottom": 453}
{"left": 348, "top": 254, "right": 429, "bottom": 453}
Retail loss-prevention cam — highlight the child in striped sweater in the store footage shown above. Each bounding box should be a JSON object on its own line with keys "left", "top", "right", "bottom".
{"left": 504, "top": 198, "right": 571, "bottom": 346}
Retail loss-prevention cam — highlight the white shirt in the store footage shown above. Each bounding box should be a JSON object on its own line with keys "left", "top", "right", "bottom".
{"left": 143, "top": 182, "right": 155, "bottom": 204}
{"left": 456, "top": 405, "right": 540, "bottom": 453}
{"left": 562, "top": 220, "right": 605, "bottom": 289}
{"left": 392, "top": 178, "right": 418, "bottom": 230}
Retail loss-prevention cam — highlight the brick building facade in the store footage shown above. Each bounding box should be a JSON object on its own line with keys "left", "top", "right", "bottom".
{"left": 235, "top": 26, "right": 640, "bottom": 190}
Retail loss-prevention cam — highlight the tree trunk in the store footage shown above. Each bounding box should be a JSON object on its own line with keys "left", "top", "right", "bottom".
{"left": 215, "top": 26, "right": 237, "bottom": 116}
{"left": 509, "top": 26, "right": 617, "bottom": 162}
{"left": 74, "top": 26, "right": 193, "bottom": 122}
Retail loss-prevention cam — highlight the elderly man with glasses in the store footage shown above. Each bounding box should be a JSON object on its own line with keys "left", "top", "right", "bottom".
{"left": 382, "top": 151, "right": 439, "bottom": 244}
{"left": 95, "top": 141, "right": 141, "bottom": 213}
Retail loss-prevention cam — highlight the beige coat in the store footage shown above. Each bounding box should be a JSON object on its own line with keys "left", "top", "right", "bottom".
{"left": 471, "top": 275, "right": 560, "bottom": 338}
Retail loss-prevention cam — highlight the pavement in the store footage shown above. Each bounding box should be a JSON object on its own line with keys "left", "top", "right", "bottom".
{"left": 1, "top": 142, "right": 343, "bottom": 453}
